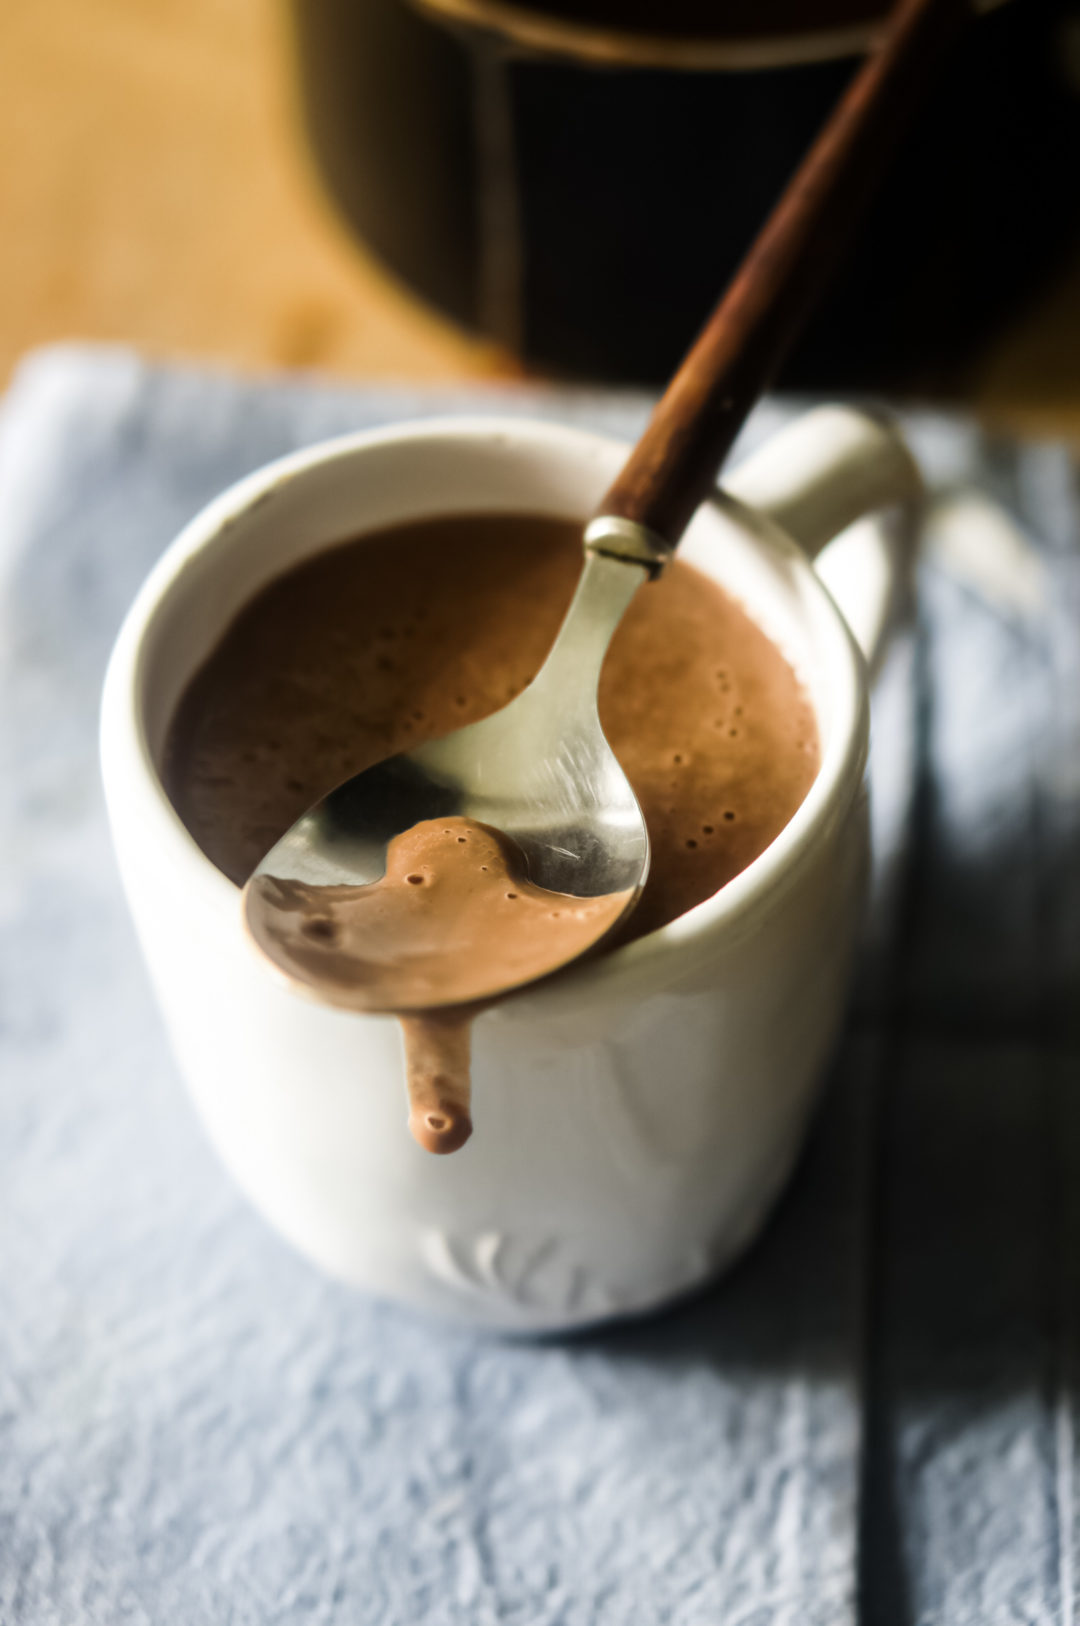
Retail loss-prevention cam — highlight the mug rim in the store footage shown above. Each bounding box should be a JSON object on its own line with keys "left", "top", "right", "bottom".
{"left": 100, "top": 413, "right": 869, "bottom": 1014}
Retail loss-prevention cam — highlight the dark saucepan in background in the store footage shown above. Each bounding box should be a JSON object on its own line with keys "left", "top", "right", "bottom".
{"left": 286, "top": 0, "right": 1080, "bottom": 390}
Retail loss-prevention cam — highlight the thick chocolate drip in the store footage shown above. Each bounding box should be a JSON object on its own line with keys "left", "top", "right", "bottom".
{"left": 398, "top": 1011, "right": 474, "bottom": 1156}
{"left": 244, "top": 817, "right": 630, "bottom": 1154}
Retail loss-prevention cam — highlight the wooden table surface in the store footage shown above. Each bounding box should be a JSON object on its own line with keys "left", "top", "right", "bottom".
{"left": 3, "top": 0, "right": 1079, "bottom": 438}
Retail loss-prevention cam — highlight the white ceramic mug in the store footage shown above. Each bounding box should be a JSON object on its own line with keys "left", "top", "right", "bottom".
{"left": 101, "top": 405, "right": 919, "bottom": 1332}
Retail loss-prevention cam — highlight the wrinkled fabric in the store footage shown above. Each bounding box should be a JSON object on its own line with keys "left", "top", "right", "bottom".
{"left": 1, "top": 346, "right": 1077, "bottom": 1625}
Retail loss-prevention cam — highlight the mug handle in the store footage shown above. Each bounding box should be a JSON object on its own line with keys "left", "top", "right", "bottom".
{"left": 722, "top": 405, "right": 923, "bottom": 673}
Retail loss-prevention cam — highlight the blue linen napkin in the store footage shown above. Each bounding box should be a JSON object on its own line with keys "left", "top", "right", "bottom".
{"left": 0, "top": 345, "right": 1076, "bottom": 1625}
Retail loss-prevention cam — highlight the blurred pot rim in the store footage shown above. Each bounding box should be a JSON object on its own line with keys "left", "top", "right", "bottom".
{"left": 407, "top": 0, "right": 1009, "bottom": 70}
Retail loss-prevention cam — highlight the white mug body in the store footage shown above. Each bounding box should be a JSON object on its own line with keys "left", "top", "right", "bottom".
{"left": 101, "top": 411, "right": 914, "bottom": 1332}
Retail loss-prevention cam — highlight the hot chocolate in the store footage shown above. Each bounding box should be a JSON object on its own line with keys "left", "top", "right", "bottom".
{"left": 165, "top": 513, "right": 818, "bottom": 928}
{"left": 163, "top": 511, "right": 820, "bottom": 1151}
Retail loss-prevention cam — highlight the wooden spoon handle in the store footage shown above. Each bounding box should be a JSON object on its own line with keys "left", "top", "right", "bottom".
{"left": 596, "top": 0, "right": 969, "bottom": 547}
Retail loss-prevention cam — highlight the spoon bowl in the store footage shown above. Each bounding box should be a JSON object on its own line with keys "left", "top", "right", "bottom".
{"left": 242, "top": 547, "right": 652, "bottom": 1007}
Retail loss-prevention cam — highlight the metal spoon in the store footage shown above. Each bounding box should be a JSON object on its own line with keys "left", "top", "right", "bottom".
{"left": 243, "top": 529, "right": 657, "bottom": 1003}
{"left": 244, "top": 0, "right": 966, "bottom": 1006}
